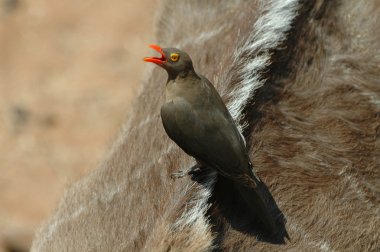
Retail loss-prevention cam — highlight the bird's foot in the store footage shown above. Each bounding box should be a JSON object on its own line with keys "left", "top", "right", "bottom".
{"left": 170, "top": 170, "right": 188, "bottom": 179}
{"left": 188, "top": 166, "right": 201, "bottom": 176}
{"left": 170, "top": 164, "right": 202, "bottom": 180}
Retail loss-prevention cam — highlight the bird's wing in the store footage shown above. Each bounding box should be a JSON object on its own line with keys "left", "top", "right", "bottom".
{"left": 161, "top": 97, "right": 249, "bottom": 180}
{"left": 198, "top": 74, "right": 247, "bottom": 149}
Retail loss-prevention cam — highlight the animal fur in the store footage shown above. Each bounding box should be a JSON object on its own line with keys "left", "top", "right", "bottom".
{"left": 32, "top": 0, "right": 380, "bottom": 251}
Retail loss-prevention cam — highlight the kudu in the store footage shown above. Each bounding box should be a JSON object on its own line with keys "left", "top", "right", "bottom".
{"left": 32, "top": 0, "right": 380, "bottom": 251}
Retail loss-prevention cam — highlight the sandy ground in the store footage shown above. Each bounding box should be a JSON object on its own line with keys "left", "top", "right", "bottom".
{"left": 0, "top": 0, "right": 157, "bottom": 250}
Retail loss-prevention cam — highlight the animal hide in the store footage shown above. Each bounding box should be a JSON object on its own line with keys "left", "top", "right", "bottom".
{"left": 32, "top": 0, "right": 380, "bottom": 251}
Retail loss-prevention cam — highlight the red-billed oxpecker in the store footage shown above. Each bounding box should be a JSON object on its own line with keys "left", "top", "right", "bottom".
{"left": 144, "top": 44, "right": 276, "bottom": 234}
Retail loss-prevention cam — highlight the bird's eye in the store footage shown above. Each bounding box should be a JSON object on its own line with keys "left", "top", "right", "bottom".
{"left": 170, "top": 53, "right": 180, "bottom": 62}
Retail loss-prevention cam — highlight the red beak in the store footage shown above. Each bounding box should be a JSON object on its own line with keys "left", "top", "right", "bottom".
{"left": 143, "top": 44, "right": 167, "bottom": 65}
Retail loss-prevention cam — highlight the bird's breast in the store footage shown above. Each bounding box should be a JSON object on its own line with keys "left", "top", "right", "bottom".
{"left": 165, "top": 81, "right": 179, "bottom": 102}
{"left": 165, "top": 80, "right": 205, "bottom": 105}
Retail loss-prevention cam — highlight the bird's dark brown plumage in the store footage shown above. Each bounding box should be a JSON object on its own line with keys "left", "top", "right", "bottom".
{"left": 144, "top": 45, "right": 276, "bottom": 234}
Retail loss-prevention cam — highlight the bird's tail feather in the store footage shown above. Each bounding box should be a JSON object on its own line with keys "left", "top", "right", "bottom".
{"left": 234, "top": 182, "right": 277, "bottom": 235}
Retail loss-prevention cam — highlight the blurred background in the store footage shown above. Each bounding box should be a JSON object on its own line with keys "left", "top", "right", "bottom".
{"left": 0, "top": 0, "right": 157, "bottom": 251}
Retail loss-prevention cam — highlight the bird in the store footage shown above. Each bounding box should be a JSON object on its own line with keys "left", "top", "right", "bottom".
{"left": 144, "top": 44, "right": 276, "bottom": 234}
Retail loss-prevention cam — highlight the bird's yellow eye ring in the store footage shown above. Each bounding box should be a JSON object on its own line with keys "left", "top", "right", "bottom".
{"left": 170, "top": 53, "right": 180, "bottom": 62}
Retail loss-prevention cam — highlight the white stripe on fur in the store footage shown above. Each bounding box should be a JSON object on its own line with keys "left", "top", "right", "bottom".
{"left": 226, "top": 0, "right": 300, "bottom": 131}
{"left": 172, "top": 170, "right": 217, "bottom": 238}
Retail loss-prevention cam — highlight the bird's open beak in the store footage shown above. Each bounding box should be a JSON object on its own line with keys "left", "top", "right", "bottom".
{"left": 143, "top": 44, "right": 167, "bottom": 65}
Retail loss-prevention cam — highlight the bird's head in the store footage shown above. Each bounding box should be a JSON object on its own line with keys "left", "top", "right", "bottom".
{"left": 144, "top": 44, "right": 194, "bottom": 79}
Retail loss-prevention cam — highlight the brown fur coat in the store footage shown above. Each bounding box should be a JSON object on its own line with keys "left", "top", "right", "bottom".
{"left": 32, "top": 0, "right": 380, "bottom": 251}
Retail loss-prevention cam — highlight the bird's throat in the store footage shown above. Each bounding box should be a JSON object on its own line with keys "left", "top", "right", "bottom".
{"left": 166, "top": 67, "right": 198, "bottom": 81}
{"left": 165, "top": 73, "right": 201, "bottom": 103}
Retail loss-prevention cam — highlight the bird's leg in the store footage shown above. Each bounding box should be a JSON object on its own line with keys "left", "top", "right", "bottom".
{"left": 170, "top": 163, "right": 202, "bottom": 180}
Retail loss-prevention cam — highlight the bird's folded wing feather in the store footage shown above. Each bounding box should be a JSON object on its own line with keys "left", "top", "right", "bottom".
{"left": 161, "top": 97, "right": 248, "bottom": 179}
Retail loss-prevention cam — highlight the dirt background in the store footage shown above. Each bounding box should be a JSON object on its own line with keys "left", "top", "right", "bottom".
{"left": 0, "top": 0, "right": 157, "bottom": 250}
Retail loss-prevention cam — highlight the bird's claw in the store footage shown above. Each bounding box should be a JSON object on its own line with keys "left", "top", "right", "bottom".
{"left": 188, "top": 167, "right": 201, "bottom": 176}
{"left": 170, "top": 170, "right": 187, "bottom": 180}
{"left": 170, "top": 164, "right": 203, "bottom": 180}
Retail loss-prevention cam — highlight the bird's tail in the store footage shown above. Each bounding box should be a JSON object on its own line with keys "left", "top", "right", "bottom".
{"left": 234, "top": 182, "right": 277, "bottom": 235}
